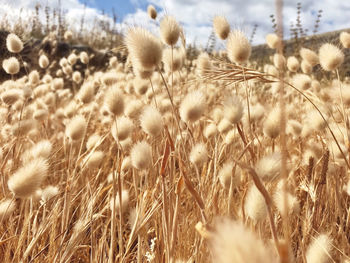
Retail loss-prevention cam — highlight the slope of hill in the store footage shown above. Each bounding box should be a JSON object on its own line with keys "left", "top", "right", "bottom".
{"left": 251, "top": 28, "right": 350, "bottom": 78}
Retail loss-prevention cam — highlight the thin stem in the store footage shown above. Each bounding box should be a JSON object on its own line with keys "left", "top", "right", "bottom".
{"left": 117, "top": 157, "right": 124, "bottom": 259}
{"left": 157, "top": 67, "right": 183, "bottom": 139}
{"left": 236, "top": 123, "right": 256, "bottom": 162}
{"left": 161, "top": 176, "right": 170, "bottom": 262}
{"left": 149, "top": 78, "right": 158, "bottom": 109}
{"left": 283, "top": 81, "right": 350, "bottom": 170}
{"left": 109, "top": 159, "right": 117, "bottom": 263}
{"left": 233, "top": 159, "right": 281, "bottom": 257}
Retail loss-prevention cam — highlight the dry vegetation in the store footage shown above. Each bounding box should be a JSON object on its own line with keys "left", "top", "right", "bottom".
{"left": 1, "top": 3, "right": 350, "bottom": 263}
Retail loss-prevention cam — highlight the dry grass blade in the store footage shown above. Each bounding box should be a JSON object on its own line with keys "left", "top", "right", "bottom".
{"left": 160, "top": 140, "right": 171, "bottom": 177}
{"left": 201, "top": 58, "right": 275, "bottom": 84}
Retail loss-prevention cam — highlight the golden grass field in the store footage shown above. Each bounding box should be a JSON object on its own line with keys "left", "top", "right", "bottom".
{"left": 1, "top": 3, "right": 350, "bottom": 263}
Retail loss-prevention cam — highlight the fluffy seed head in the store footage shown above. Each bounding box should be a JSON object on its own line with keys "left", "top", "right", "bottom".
{"left": 250, "top": 103, "right": 265, "bottom": 122}
{"left": 80, "top": 52, "right": 89, "bottom": 64}
{"left": 190, "top": 143, "right": 208, "bottom": 167}
{"left": 59, "top": 57, "right": 68, "bottom": 68}
{"left": 6, "top": 33, "right": 23, "bottom": 53}
{"left": 307, "top": 110, "right": 327, "bottom": 131}
{"left": 29, "top": 70, "right": 40, "bottom": 84}
{"left": 109, "top": 56, "right": 118, "bottom": 68}
{"left": 211, "top": 219, "right": 277, "bottom": 263}
{"left": 274, "top": 188, "right": 300, "bottom": 215}
{"left": 64, "top": 101, "right": 77, "bottom": 118}
{"left": 68, "top": 53, "right": 78, "bottom": 65}
{"left": 217, "top": 118, "right": 232, "bottom": 133}
{"left": 65, "top": 115, "right": 87, "bottom": 141}
{"left": 39, "top": 54, "right": 49, "bottom": 69}
{"left": 223, "top": 95, "right": 243, "bottom": 124}
{"left": 197, "top": 53, "right": 211, "bottom": 76}
{"left": 293, "top": 74, "right": 311, "bottom": 90}
{"left": 227, "top": 30, "right": 251, "bottom": 64}
{"left": 0, "top": 199, "right": 16, "bottom": 220}
{"left": 64, "top": 30, "right": 73, "bottom": 41}
{"left": 105, "top": 87, "right": 124, "bottom": 116}
{"left": 78, "top": 82, "right": 95, "bottom": 104}
{"left": 121, "top": 156, "right": 132, "bottom": 172}
{"left": 273, "top": 53, "right": 286, "bottom": 70}
{"left": 84, "top": 151, "right": 104, "bottom": 169}
{"left": 125, "top": 27, "right": 162, "bottom": 70}
{"left": 287, "top": 120, "right": 303, "bottom": 137}
{"left": 110, "top": 189, "right": 129, "bottom": 214}
{"left": 180, "top": 90, "right": 206, "bottom": 123}
{"left": 218, "top": 162, "right": 240, "bottom": 189}
{"left": 300, "top": 48, "right": 319, "bottom": 67}
{"left": 45, "top": 92, "right": 55, "bottom": 106}
{"left": 12, "top": 119, "right": 37, "bottom": 136}
{"left": 340, "top": 31, "right": 350, "bottom": 48}
{"left": 306, "top": 234, "right": 332, "bottom": 263}
{"left": 319, "top": 43, "right": 344, "bottom": 71}
{"left": 102, "top": 72, "right": 118, "bottom": 86}
{"left": 131, "top": 141, "right": 152, "bottom": 170}
{"left": 62, "top": 65, "right": 72, "bottom": 75}
{"left": 72, "top": 71, "right": 82, "bottom": 83}
{"left": 263, "top": 108, "right": 281, "bottom": 139}
{"left": 13, "top": 100, "right": 24, "bottom": 111}
{"left": 22, "top": 140, "right": 52, "bottom": 163}
{"left": 266, "top": 64, "right": 278, "bottom": 76}
{"left": 111, "top": 116, "right": 134, "bottom": 141}
{"left": 8, "top": 158, "right": 49, "bottom": 198}
{"left": 41, "top": 185, "right": 59, "bottom": 203}
{"left": 160, "top": 15, "right": 181, "bottom": 46}
{"left": 1, "top": 89, "right": 22, "bottom": 105}
{"left": 120, "top": 137, "right": 133, "bottom": 152}
{"left": 140, "top": 106, "right": 163, "bottom": 137}
{"left": 86, "top": 134, "right": 101, "bottom": 150}
{"left": 134, "top": 78, "right": 149, "bottom": 95}
{"left": 34, "top": 109, "right": 48, "bottom": 121}
{"left": 270, "top": 82, "right": 283, "bottom": 94}
{"left": 245, "top": 185, "right": 267, "bottom": 222}
{"left": 162, "top": 48, "right": 183, "bottom": 72}
{"left": 255, "top": 152, "right": 281, "bottom": 182}
{"left": 125, "top": 100, "right": 143, "bottom": 119}
{"left": 52, "top": 78, "right": 64, "bottom": 90}
{"left": 3, "top": 57, "right": 20, "bottom": 75}
{"left": 287, "top": 56, "right": 299, "bottom": 72}
{"left": 311, "top": 80, "right": 320, "bottom": 92}
{"left": 159, "top": 98, "right": 172, "bottom": 113}
{"left": 213, "top": 16, "right": 230, "bottom": 40}
{"left": 43, "top": 74, "right": 52, "bottom": 84}
{"left": 147, "top": 5, "right": 157, "bottom": 19}
{"left": 301, "top": 60, "right": 312, "bottom": 74}
{"left": 266, "top": 33, "right": 281, "bottom": 49}
{"left": 204, "top": 123, "right": 217, "bottom": 138}
{"left": 136, "top": 67, "right": 154, "bottom": 79}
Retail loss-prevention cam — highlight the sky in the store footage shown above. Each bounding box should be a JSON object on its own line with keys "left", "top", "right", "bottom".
{"left": 1, "top": 0, "right": 350, "bottom": 48}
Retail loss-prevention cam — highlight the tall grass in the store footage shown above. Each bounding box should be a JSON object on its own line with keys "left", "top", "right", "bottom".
{"left": 0, "top": 3, "right": 350, "bottom": 263}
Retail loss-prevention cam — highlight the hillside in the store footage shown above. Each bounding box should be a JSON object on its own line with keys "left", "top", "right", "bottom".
{"left": 251, "top": 28, "right": 350, "bottom": 78}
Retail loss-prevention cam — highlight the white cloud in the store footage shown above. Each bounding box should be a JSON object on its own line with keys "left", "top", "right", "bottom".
{"left": 122, "top": 8, "right": 159, "bottom": 32}
{"left": 120, "top": 0, "right": 350, "bottom": 48}
{"left": 0, "top": 0, "right": 115, "bottom": 34}
{"left": 1, "top": 0, "right": 349, "bottom": 49}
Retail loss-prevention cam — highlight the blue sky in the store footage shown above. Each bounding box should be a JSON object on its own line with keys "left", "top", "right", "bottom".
{"left": 86, "top": 0, "right": 136, "bottom": 18}
{"left": 1, "top": 0, "right": 350, "bottom": 47}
